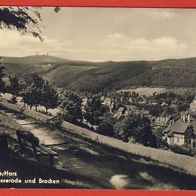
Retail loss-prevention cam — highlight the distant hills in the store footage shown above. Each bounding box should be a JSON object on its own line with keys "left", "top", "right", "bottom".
{"left": 1, "top": 55, "right": 196, "bottom": 93}
{"left": 0, "top": 55, "right": 67, "bottom": 64}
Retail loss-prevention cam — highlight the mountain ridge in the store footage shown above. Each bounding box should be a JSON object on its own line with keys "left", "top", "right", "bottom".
{"left": 1, "top": 55, "right": 196, "bottom": 92}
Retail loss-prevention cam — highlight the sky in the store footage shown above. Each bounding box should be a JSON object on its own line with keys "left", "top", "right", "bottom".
{"left": 1, "top": 7, "right": 196, "bottom": 61}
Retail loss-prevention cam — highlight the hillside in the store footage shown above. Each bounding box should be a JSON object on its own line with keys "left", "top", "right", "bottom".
{"left": 44, "top": 61, "right": 151, "bottom": 92}
{"left": 152, "top": 57, "right": 196, "bottom": 70}
{"left": 122, "top": 68, "right": 196, "bottom": 88}
{"left": 2, "top": 55, "right": 196, "bottom": 92}
{"left": 0, "top": 55, "right": 67, "bottom": 64}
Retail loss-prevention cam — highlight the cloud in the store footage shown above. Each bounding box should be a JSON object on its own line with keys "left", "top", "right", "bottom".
{"left": 0, "top": 29, "right": 189, "bottom": 62}
{"left": 107, "top": 33, "right": 127, "bottom": 39}
{"left": 128, "top": 37, "right": 187, "bottom": 51}
{"left": 141, "top": 9, "right": 177, "bottom": 19}
{"left": 99, "top": 33, "right": 187, "bottom": 60}
{"left": 0, "top": 29, "right": 73, "bottom": 57}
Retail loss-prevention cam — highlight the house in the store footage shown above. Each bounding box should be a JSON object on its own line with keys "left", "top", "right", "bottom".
{"left": 161, "top": 102, "right": 168, "bottom": 107}
{"left": 190, "top": 96, "right": 196, "bottom": 112}
{"left": 163, "top": 113, "right": 196, "bottom": 149}
{"left": 102, "top": 97, "right": 116, "bottom": 112}
{"left": 102, "top": 97, "right": 111, "bottom": 106}
{"left": 81, "top": 98, "right": 88, "bottom": 112}
{"left": 148, "top": 100, "right": 158, "bottom": 106}
{"left": 125, "top": 105, "right": 138, "bottom": 116}
{"left": 154, "top": 115, "right": 171, "bottom": 127}
{"left": 129, "top": 97, "right": 133, "bottom": 104}
{"left": 114, "top": 107, "right": 127, "bottom": 120}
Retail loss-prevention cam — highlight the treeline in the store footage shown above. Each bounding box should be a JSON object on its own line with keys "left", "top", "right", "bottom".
{"left": 48, "top": 65, "right": 196, "bottom": 93}
{"left": 0, "top": 64, "right": 58, "bottom": 114}
{"left": 126, "top": 68, "right": 196, "bottom": 88}
{"left": 66, "top": 67, "right": 196, "bottom": 92}
{"left": 114, "top": 90, "right": 194, "bottom": 118}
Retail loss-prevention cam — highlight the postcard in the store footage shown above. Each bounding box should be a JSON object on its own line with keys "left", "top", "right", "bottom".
{"left": 0, "top": 1, "right": 195, "bottom": 196}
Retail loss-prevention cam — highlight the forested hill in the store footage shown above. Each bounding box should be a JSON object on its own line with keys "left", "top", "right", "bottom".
{"left": 1, "top": 55, "right": 196, "bottom": 92}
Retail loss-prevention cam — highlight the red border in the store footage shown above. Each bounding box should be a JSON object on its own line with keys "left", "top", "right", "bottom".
{"left": 0, "top": 0, "right": 196, "bottom": 196}
{"left": 0, "top": 0, "right": 196, "bottom": 7}
{"left": 0, "top": 190, "right": 196, "bottom": 196}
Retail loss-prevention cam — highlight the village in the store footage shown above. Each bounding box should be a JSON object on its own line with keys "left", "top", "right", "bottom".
{"left": 96, "top": 90, "right": 196, "bottom": 155}
{"left": 1, "top": 81, "right": 196, "bottom": 157}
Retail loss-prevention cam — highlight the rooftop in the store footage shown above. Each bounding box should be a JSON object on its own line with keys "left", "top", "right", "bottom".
{"left": 164, "top": 117, "right": 196, "bottom": 136}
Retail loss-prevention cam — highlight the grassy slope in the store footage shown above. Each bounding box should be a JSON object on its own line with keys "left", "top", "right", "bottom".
{"left": 0, "top": 111, "right": 24, "bottom": 137}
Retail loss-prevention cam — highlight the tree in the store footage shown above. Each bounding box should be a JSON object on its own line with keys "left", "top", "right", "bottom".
{"left": 165, "top": 106, "right": 176, "bottom": 116}
{"left": 177, "top": 102, "right": 189, "bottom": 112}
{"left": 22, "top": 73, "right": 44, "bottom": 89}
{"left": 168, "top": 92, "right": 176, "bottom": 100}
{"left": 154, "top": 129, "right": 168, "bottom": 149}
{"left": 132, "top": 116, "right": 156, "bottom": 147}
{"left": 8, "top": 74, "right": 20, "bottom": 95}
{"left": 0, "top": 63, "right": 5, "bottom": 93}
{"left": 40, "top": 81, "right": 59, "bottom": 114}
{"left": 185, "top": 94, "right": 195, "bottom": 103}
{"left": 114, "top": 114, "right": 156, "bottom": 147}
{"left": 97, "top": 112, "right": 116, "bottom": 137}
{"left": 0, "top": 7, "right": 60, "bottom": 40}
{"left": 97, "top": 121, "right": 114, "bottom": 137}
{"left": 20, "top": 73, "right": 44, "bottom": 109}
{"left": 49, "top": 112, "right": 64, "bottom": 128}
{"left": 19, "top": 73, "right": 58, "bottom": 113}
{"left": 62, "top": 91, "right": 83, "bottom": 123}
{"left": 8, "top": 74, "right": 20, "bottom": 104}
{"left": 149, "top": 105, "right": 163, "bottom": 117}
{"left": 113, "top": 115, "right": 132, "bottom": 141}
{"left": 84, "top": 95, "right": 109, "bottom": 127}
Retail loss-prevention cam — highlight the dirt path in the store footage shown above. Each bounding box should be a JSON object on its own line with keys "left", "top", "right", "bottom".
{"left": 5, "top": 111, "right": 65, "bottom": 145}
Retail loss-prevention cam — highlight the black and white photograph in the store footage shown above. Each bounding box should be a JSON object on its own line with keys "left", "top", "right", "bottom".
{"left": 0, "top": 7, "right": 196, "bottom": 189}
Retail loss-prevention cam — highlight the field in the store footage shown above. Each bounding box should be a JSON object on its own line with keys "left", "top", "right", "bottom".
{"left": 118, "top": 87, "right": 196, "bottom": 96}
{"left": 117, "top": 87, "right": 167, "bottom": 96}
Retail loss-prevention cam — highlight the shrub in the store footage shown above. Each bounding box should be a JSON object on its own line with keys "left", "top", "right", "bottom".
{"left": 49, "top": 113, "right": 64, "bottom": 128}
{"left": 9, "top": 96, "right": 17, "bottom": 104}
{"left": 171, "top": 144, "right": 194, "bottom": 156}
{"left": 97, "top": 121, "right": 114, "bottom": 137}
